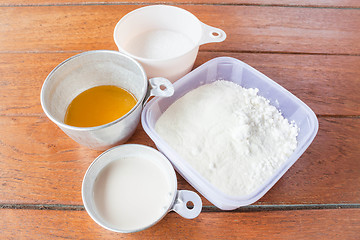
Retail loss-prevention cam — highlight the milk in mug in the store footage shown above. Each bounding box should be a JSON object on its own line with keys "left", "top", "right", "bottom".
{"left": 93, "top": 156, "right": 174, "bottom": 231}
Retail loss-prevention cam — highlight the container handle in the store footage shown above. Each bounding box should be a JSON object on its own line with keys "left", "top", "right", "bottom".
{"left": 143, "top": 77, "right": 174, "bottom": 105}
{"left": 172, "top": 190, "right": 202, "bottom": 219}
{"left": 199, "top": 23, "right": 227, "bottom": 45}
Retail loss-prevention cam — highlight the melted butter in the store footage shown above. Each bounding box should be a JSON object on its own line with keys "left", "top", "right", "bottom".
{"left": 64, "top": 85, "right": 137, "bottom": 127}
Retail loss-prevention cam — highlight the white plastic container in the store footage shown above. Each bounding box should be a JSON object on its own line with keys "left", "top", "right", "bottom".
{"left": 114, "top": 5, "right": 226, "bottom": 82}
{"left": 141, "top": 57, "right": 318, "bottom": 210}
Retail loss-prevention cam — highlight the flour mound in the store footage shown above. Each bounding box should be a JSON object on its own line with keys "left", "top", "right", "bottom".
{"left": 155, "top": 80, "right": 298, "bottom": 197}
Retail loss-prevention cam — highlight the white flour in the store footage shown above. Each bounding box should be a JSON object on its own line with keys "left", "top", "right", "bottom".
{"left": 155, "top": 80, "right": 298, "bottom": 197}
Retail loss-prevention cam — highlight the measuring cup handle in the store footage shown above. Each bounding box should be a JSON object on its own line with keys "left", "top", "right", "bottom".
{"left": 172, "top": 190, "right": 202, "bottom": 219}
{"left": 199, "top": 23, "right": 227, "bottom": 45}
{"left": 143, "top": 77, "right": 174, "bottom": 105}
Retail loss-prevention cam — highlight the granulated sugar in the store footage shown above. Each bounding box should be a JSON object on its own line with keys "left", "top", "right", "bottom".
{"left": 124, "top": 30, "right": 194, "bottom": 59}
{"left": 155, "top": 80, "right": 298, "bottom": 197}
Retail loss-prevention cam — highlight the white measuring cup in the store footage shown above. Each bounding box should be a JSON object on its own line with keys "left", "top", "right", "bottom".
{"left": 82, "top": 144, "right": 202, "bottom": 233}
{"left": 114, "top": 5, "right": 226, "bottom": 82}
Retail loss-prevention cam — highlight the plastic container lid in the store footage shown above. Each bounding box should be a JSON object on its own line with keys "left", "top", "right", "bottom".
{"left": 141, "top": 57, "right": 318, "bottom": 210}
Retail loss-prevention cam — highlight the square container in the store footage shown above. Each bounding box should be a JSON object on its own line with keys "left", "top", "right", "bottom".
{"left": 141, "top": 57, "right": 318, "bottom": 210}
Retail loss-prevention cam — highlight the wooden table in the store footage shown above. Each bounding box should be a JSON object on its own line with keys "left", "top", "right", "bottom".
{"left": 1, "top": 0, "right": 359, "bottom": 239}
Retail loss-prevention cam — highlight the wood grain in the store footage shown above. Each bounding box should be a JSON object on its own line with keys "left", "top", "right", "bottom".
{"left": 1, "top": 0, "right": 359, "bottom": 8}
{"left": 0, "top": 5, "right": 359, "bottom": 54}
{"left": 257, "top": 117, "right": 360, "bottom": 205}
{"left": 1, "top": 52, "right": 359, "bottom": 117}
{"left": 196, "top": 53, "right": 360, "bottom": 116}
{"left": 1, "top": 0, "right": 359, "bottom": 238}
{"left": 1, "top": 208, "right": 359, "bottom": 239}
{"left": 0, "top": 116, "right": 359, "bottom": 206}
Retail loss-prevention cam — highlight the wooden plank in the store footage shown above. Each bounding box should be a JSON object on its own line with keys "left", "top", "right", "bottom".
{"left": 258, "top": 117, "right": 360, "bottom": 205}
{"left": 1, "top": 208, "right": 359, "bottom": 239}
{"left": 1, "top": 52, "right": 359, "bottom": 117}
{"left": 1, "top": 0, "right": 359, "bottom": 8}
{"left": 0, "top": 116, "right": 359, "bottom": 206}
{"left": 196, "top": 52, "right": 360, "bottom": 116}
{"left": 0, "top": 116, "right": 199, "bottom": 205}
{"left": 0, "top": 5, "right": 359, "bottom": 54}
{"left": 0, "top": 53, "right": 73, "bottom": 116}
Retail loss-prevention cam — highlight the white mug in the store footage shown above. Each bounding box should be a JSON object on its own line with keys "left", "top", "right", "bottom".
{"left": 82, "top": 144, "right": 202, "bottom": 233}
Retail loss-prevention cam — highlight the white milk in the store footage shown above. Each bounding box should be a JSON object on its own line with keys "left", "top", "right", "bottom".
{"left": 124, "top": 29, "right": 195, "bottom": 59}
{"left": 93, "top": 157, "right": 174, "bottom": 231}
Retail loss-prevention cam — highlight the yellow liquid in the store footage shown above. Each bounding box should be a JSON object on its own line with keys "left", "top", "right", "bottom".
{"left": 64, "top": 85, "right": 137, "bottom": 127}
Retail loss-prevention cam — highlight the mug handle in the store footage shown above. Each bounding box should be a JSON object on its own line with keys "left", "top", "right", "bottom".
{"left": 199, "top": 23, "right": 227, "bottom": 45}
{"left": 172, "top": 190, "right": 202, "bottom": 219}
{"left": 143, "top": 77, "right": 174, "bottom": 104}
